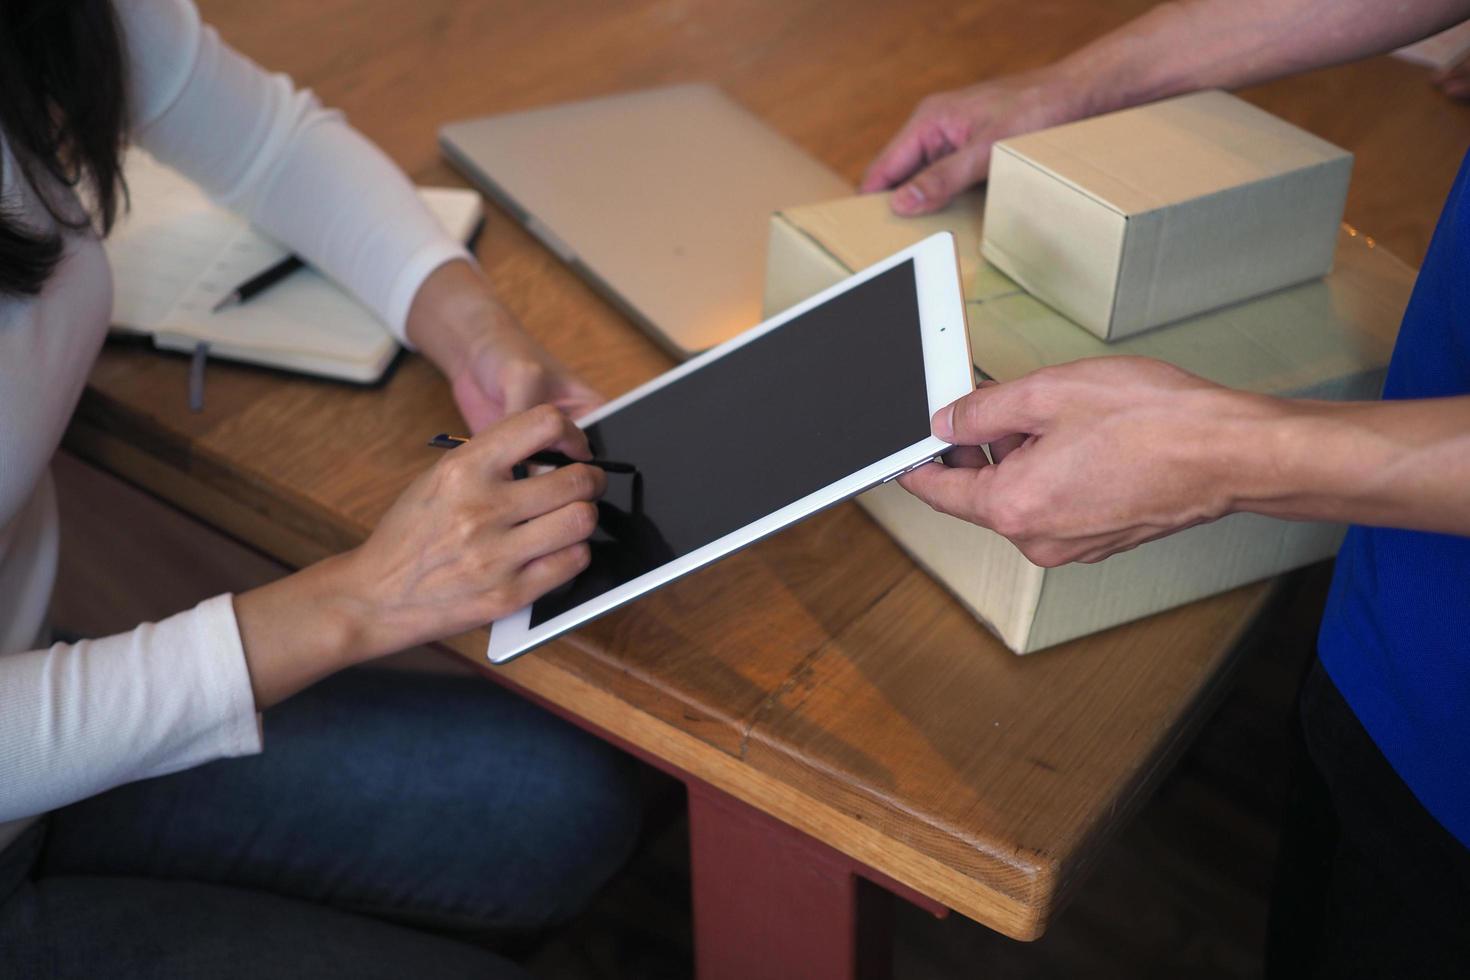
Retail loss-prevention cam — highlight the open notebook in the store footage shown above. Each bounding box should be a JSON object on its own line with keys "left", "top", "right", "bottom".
{"left": 106, "top": 151, "right": 483, "bottom": 382}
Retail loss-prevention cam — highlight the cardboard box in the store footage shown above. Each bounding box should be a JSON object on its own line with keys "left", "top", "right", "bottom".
{"left": 982, "top": 91, "right": 1353, "bottom": 340}
{"left": 765, "top": 191, "right": 1412, "bottom": 653}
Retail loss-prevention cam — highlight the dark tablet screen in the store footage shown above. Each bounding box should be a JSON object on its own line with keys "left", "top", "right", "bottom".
{"left": 530, "top": 259, "right": 930, "bottom": 627}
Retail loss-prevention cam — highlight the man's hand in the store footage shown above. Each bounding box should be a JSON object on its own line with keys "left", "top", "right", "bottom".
{"left": 407, "top": 260, "right": 603, "bottom": 432}
{"left": 898, "top": 358, "right": 1273, "bottom": 566}
{"left": 860, "top": 69, "right": 1085, "bottom": 216}
{"left": 862, "top": 0, "right": 1470, "bottom": 217}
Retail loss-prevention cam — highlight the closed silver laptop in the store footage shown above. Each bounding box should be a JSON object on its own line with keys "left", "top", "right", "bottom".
{"left": 440, "top": 84, "right": 851, "bottom": 359}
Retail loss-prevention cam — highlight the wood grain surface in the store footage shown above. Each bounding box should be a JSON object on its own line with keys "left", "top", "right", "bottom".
{"left": 68, "top": 0, "right": 1470, "bottom": 940}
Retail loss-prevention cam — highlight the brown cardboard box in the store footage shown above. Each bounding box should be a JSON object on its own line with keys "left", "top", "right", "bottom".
{"left": 982, "top": 91, "right": 1353, "bottom": 340}
{"left": 765, "top": 191, "right": 1412, "bottom": 653}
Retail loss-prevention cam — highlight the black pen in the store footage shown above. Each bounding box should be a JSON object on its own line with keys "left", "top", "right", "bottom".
{"left": 427, "top": 433, "right": 637, "bottom": 474}
{"left": 212, "top": 255, "right": 307, "bottom": 312}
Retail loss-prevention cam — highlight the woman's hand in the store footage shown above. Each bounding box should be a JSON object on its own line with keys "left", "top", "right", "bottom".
{"left": 1434, "top": 53, "right": 1470, "bottom": 101}
{"left": 233, "top": 405, "right": 604, "bottom": 708}
{"left": 407, "top": 260, "right": 603, "bottom": 431}
{"left": 897, "top": 358, "right": 1273, "bottom": 567}
{"left": 445, "top": 325, "right": 604, "bottom": 431}
{"left": 343, "top": 404, "right": 603, "bottom": 649}
{"left": 860, "top": 68, "right": 1087, "bottom": 216}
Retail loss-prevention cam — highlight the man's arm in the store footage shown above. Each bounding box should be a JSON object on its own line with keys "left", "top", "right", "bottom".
{"left": 864, "top": 0, "right": 1470, "bottom": 214}
{"left": 898, "top": 359, "right": 1470, "bottom": 568}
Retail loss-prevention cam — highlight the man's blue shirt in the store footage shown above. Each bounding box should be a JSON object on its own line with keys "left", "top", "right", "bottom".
{"left": 1319, "top": 146, "right": 1470, "bottom": 846}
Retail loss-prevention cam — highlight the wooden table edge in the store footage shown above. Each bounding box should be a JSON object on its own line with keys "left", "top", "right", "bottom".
{"left": 441, "top": 631, "right": 1046, "bottom": 939}
{"left": 738, "top": 573, "right": 1279, "bottom": 919}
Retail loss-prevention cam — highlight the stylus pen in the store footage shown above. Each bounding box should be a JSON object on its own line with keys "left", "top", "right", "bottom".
{"left": 426, "top": 433, "right": 638, "bottom": 474}
{"left": 212, "top": 255, "right": 307, "bottom": 312}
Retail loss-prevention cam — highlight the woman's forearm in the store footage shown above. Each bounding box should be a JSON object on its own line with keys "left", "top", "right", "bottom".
{"left": 232, "top": 554, "right": 371, "bottom": 711}
{"left": 404, "top": 259, "right": 603, "bottom": 430}
{"left": 405, "top": 260, "right": 537, "bottom": 375}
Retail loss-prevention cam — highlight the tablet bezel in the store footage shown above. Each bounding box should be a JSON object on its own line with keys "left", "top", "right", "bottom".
{"left": 486, "top": 231, "right": 973, "bottom": 663}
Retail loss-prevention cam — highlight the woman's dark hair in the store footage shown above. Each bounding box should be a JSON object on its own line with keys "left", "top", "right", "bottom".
{"left": 0, "top": 0, "right": 128, "bottom": 297}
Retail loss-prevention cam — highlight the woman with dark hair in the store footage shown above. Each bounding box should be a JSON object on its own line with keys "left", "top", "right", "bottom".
{"left": 0, "top": 2, "right": 641, "bottom": 975}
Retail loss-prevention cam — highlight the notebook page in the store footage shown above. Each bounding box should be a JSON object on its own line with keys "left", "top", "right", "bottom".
{"left": 110, "top": 153, "right": 481, "bottom": 380}
{"left": 156, "top": 267, "right": 387, "bottom": 364}
{"left": 106, "top": 151, "right": 288, "bottom": 329}
{"left": 154, "top": 188, "right": 483, "bottom": 362}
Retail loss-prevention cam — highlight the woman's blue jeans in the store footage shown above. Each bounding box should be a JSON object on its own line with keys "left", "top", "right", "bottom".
{"left": 0, "top": 667, "right": 643, "bottom": 978}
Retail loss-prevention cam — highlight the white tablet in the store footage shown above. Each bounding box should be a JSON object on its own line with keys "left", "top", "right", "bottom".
{"left": 487, "top": 232, "right": 973, "bottom": 663}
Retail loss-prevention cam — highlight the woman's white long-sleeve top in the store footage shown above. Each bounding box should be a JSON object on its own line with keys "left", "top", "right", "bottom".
{"left": 0, "top": 0, "right": 468, "bottom": 852}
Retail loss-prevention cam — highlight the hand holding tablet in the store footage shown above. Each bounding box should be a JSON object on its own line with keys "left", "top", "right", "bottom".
{"left": 486, "top": 232, "right": 973, "bottom": 663}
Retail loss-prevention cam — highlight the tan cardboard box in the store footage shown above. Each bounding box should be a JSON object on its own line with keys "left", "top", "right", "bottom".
{"left": 765, "top": 191, "right": 1413, "bottom": 653}
{"left": 982, "top": 91, "right": 1353, "bottom": 341}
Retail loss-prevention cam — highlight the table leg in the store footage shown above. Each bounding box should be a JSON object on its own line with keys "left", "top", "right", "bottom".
{"left": 462, "top": 657, "right": 949, "bottom": 976}
{"left": 687, "top": 780, "right": 941, "bottom": 980}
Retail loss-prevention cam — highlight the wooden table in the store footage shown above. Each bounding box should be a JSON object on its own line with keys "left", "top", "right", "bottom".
{"left": 68, "top": 1, "right": 1469, "bottom": 976}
